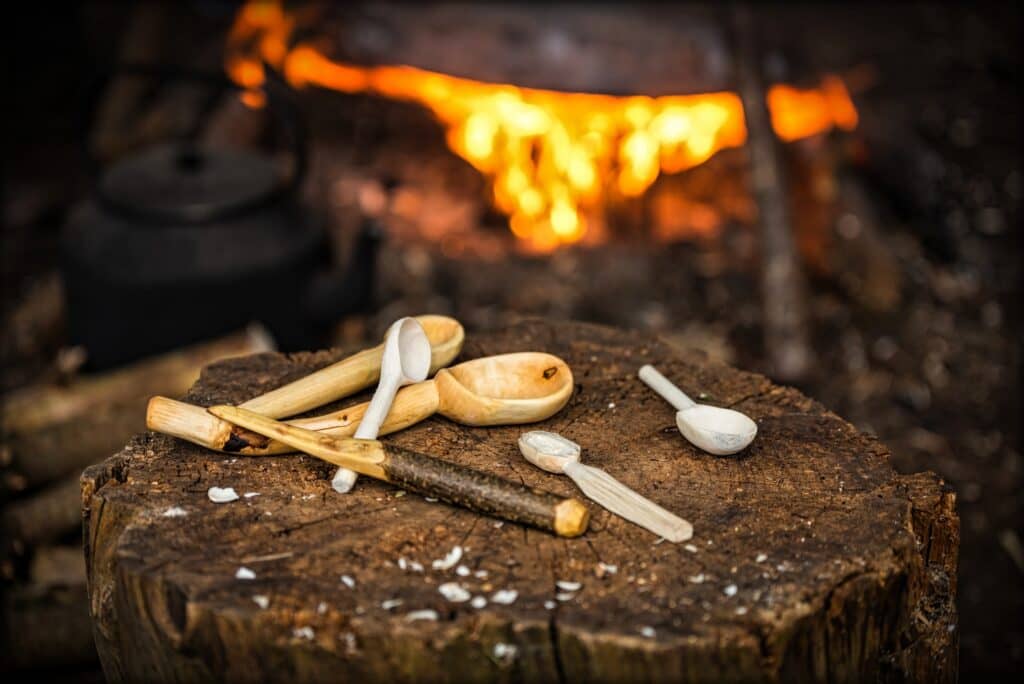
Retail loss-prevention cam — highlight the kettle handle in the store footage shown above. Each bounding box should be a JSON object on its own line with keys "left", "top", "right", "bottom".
{"left": 80, "top": 63, "right": 307, "bottom": 224}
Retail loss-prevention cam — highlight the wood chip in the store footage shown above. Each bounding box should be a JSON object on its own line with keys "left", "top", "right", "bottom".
{"left": 438, "top": 582, "right": 471, "bottom": 602}
{"left": 432, "top": 546, "right": 463, "bottom": 570}
{"left": 208, "top": 487, "right": 239, "bottom": 503}
{"left": 405, "top": 609, "right": 438, "bottom": 622}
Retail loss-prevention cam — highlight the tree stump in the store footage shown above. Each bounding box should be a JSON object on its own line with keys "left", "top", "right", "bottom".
{"left": 82, "top": 320, "right": 958, "bottom": 682}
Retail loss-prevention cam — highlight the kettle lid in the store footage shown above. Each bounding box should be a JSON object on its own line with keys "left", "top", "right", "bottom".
{"left": 98, "top": 142, "right": 284, "bottom": 224}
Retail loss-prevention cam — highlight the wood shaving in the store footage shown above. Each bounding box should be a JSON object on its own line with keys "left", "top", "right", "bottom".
{"left": 208, "top": 487, "right": 239, "bottom": 503}
{"left": 438, "top": 582, "right": 471, "bottom": 602}
{"left": 432, "top": 546, "right": 463, "bottom": 570}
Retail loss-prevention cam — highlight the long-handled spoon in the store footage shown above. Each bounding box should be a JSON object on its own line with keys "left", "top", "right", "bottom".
{"left": 519, "top": 430, "right": 693, "bottom": 542}
{"left": 147, "top": 315, "right": 464, "bottom": 451}
{"left": 638, "top": 364, "right": 757, "bottom": 455}
{"left": 332, "top": 317, "right": 431, "bottom": 493}
{"left": 208, "top": 406, "right": 590, "bottom": 538}
{"left": 153, "top": 352, "right": 574, "bottom": 456}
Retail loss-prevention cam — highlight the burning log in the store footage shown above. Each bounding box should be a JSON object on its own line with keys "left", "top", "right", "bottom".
{"left": 732, "top": 5, "right": 812, "bottom": 382}
{"left": 83, "top": 319, "right": 955, "bottom": 681}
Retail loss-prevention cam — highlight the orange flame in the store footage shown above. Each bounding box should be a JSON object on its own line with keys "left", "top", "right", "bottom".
{"left": 228, "top": 2, "right": 857, "bottom": 252}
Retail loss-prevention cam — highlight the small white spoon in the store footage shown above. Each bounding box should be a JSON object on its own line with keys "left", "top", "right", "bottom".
{"left": 519, "top": 430, "right": 692, "bottom": 542}
{"left": 638, "top": 365, "right": 757, "bottom": 456}
{"left": 331, "top": 317, "right": 432, "bottom": 492}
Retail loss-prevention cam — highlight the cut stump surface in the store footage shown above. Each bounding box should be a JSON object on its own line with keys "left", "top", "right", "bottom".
{"left": 82, "top": 320, "right": 958, "bottom": 682}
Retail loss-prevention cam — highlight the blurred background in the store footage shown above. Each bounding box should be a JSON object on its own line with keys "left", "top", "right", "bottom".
{"left": 1, "top": 1, "right": 1020, "bottom": 679}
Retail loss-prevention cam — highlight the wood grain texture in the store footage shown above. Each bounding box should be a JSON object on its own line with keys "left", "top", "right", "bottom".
{"left": 82, "top": 319, "right": 958, "bottom": 682}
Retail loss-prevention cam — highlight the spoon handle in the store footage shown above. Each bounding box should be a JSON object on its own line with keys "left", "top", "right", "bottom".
{"left": 562, "top": 461, "right": 692, "bottom": 542}
{"left": 333, "top": 372, "right": 401, "bottom": 492}
{"left": 354, "top": 375, "right": 401, "bottom": 440}
{"left": 638, "top": 365, "right": 696, "bottom": 410}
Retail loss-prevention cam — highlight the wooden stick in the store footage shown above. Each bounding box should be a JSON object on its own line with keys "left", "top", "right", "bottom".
{"left": 208, "top": 405, "right": 590, "bottom": 538}
{"left": 732, "top": 5, "right": 812, "bottom": 382}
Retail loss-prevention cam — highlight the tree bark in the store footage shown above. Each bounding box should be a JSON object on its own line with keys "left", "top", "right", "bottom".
{"left": 82, "top": 319, "right": 957, "bottom": 682}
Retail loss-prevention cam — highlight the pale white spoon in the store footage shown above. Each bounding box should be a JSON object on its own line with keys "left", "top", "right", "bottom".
{"left": 519, "top": 430, "right": 693, "bottom": 542}
{"left": 638, "top": 365, "right": 757, "bottom": 456}
{"left": 331, "top": 317, "right": 432, "bottom": 493}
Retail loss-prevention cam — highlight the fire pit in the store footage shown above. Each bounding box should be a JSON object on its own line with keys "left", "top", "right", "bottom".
{"left": 226, "top": 2, "right": 856, "bottom": 253}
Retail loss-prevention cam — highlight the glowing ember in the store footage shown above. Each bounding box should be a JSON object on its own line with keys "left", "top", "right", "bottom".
{"left": 227, "top": 2, "right": 857, "bottom": 252}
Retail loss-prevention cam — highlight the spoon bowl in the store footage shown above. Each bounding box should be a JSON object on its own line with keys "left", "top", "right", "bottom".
{"left": 436, "top": 352, "right": 574, "bottom": 425}
{"left": 675, "top": 405, "right": 758, "bottom": 456}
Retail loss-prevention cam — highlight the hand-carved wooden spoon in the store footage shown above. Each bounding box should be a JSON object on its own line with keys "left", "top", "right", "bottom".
{"left": 149, "top": 353, "right": 574, "bottom": 456}
{"left": 639, "top": 364, "right": 757, "bottom": 455}
{"left": 332, "top": 317, "right": 431, "bottom": 493}
{"left": 208, "top": 405, "right": 590, "bottom": 538}
{"left": 519, "top": 430, "right": 693, "bottom": 542}
{"left": 147, "top": 315, "right": 464, "bottom": 451}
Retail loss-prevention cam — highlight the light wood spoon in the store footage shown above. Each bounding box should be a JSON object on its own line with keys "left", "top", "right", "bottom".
{"left": 147, "top": 315, "right": 464, "bottom": 451}
{"left": 207, "top": 405, "right": 590, "bottom": 538}
{"left": 519, "top": 430, "right": 693, "bottom": 542}
{"left": 639, "top": 364, "right": 757, "bottom": 455}
{"left": 150, "top": 353, "right": 574, "bottom": 456}
{"left": 333, "top": 317, "right": 432, "bottom": 493}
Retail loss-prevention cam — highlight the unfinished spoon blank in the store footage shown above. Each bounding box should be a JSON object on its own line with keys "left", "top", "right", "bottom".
{"left": 518, "top": 430, "right": 693, "bottom": 543}
{"left": 208, "top": 406, "right": 590, "bottom": 538}
{"left": 162, "top": 352, "right": 574, "bottom": 457}
{"left": 333, "top": 317, "right": 432, "bottom": 493}
{"left": 638, "top": 365, "right": 757, "bottom": 456}
{"left": 146, "top": 315, "right": 464, "bottom": 452}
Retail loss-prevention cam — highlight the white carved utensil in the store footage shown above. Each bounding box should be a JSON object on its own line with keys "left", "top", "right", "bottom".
{"left": 638, "top": 364, "right": 757, "bottom": 455}
{"left": 518, "top": 430, "right": 693, "bottom": 542}
{"left": 332, "top": 317, "right": 432, "bottom": 493}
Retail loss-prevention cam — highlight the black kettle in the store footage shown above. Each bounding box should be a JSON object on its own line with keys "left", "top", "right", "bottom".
{"left": 62, "top": 66, "right": 379, "bottom": 370}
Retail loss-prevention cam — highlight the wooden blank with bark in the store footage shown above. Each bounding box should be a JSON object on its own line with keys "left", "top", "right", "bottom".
{"left": 82, "top": 320, "right": 958, "bottom": 682}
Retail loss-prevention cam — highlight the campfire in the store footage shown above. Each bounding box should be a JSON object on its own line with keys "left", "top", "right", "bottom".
{"left": 226, "top": 1, "right": 857, "bottom": 252}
